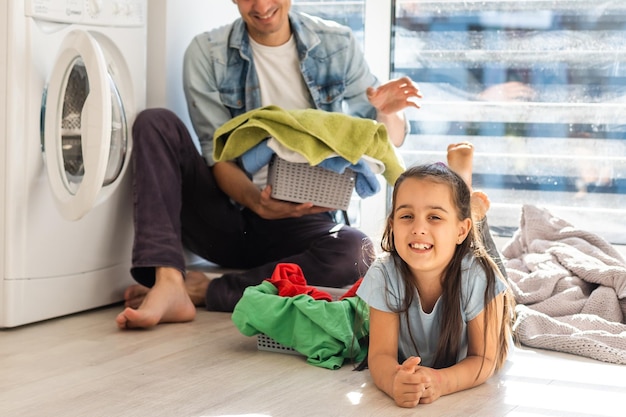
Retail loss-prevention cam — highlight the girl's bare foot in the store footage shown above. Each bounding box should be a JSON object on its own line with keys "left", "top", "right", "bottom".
{"left": 471, "top": 190, "right": 490, "bottom": 222}
{"left": 447, "top": 142, "right": 474, "bottom": 188}
{"left": 115, "top": 267, "right": 196, "bottom": 329}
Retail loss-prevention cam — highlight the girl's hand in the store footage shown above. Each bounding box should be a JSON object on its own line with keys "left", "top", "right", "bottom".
{"left": 413, "top": 366, "right": 443, "bottom": 404}
{"left": 392, "top": 356, "right": 429, "bottom": 408}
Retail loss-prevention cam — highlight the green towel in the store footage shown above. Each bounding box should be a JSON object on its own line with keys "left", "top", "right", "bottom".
{"left": 213, "top": 105, "right": 405, "bottom": 184}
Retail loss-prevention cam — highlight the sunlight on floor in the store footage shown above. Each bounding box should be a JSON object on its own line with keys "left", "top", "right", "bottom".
{"left": 500, "top": 348, "right": 626, "bottom": 417}
{"left": 503, "top": 379, "right": 622, "bottom": 417}
{"left": 346, "top": 390, "right": 364, "bottom": 405}
{"left": 506, "top": 348, "right": 625, "bottom": 386}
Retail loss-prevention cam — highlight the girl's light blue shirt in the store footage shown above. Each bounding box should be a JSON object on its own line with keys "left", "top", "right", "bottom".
{"left": 356, "top": 254, "right": 507, "bottom": 367}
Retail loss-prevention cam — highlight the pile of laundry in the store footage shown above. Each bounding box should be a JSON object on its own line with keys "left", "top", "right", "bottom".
{"left": 232, "top": 263, "right": 369, "bottom": 370}
{"left": 213, "top": 105, "right": 406, "bottom": 199}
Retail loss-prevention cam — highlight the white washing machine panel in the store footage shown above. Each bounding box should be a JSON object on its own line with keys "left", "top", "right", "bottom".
{"left": 1, "top": 0, "right": 147, "bottom": 327}
{"left": 26, "top": 0, "right": 145, "bottom": 27}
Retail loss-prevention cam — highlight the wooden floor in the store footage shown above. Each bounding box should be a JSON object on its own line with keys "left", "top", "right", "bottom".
{"left": 1, "top": 304, "right": 624, "bottom": 417}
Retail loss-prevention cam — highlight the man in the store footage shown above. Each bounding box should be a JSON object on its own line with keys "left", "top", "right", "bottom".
{"left": 116, "top": 0, "right": 422, "bottom": 329}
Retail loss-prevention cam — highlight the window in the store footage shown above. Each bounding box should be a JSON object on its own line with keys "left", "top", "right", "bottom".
{"left": 291, "top": 0, "right": 365, "bottom": 32}
{"left": 293, "top": 0, "right": 626, "bottom": 245}
{"left": 392, "top": 0, "right": 626, "bottom": 244}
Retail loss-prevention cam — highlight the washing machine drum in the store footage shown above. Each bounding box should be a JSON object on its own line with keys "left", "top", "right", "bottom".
{"left": 42, "top": 29, "right": 130, "bottom": 221}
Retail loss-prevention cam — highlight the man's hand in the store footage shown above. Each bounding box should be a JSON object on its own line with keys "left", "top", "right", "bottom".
{"left": 366, "top": 76, "right": 422, "bottom": 146}
{"left": 367, "top": 76, "right": 422, "bottom": 115}
{"left": 255, "top": 185, "right": 332, "bottom": 220}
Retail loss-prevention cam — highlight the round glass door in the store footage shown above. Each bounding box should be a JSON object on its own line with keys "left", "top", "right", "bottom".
{"left": 42, "top": 29, "right": 128, "bottom": 221}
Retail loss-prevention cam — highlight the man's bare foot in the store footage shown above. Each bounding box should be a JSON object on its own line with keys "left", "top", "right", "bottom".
{"left": 121, "top": 271, "right": 210, "bottom": 310}
{"left": 124, "top": 284, "right": 150, "bottom": 309}
{"left": 447, "top": 142, "right": 474, "bottom": 188}
{"left": 122, "top": 271, "right": 210, "bottom": 308}
{"left": 471, "top": 190, "right": 490, "bottom": 223}
{"left": 184, "top": 271, "right": 212, "bottom": 307}
{"left": 115, "top": 267, "right": 196, "bottom": 329}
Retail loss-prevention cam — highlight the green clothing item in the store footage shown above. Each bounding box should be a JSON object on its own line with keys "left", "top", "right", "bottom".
{"left": 232, "top": 281, "right": 370, "bottom": 370}
{"left": 213, "top": 105, "right": 405, "bottom": 185}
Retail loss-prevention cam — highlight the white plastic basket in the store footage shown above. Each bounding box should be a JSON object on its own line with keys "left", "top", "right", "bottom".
{"left": 256, "top": 333, "right": 301, "bottom": 356}
{"left": 267, "top": 156, "right": 355, "bottom": 210}
{"left": 254, "top": 286, "right": 347, "bottom": 355}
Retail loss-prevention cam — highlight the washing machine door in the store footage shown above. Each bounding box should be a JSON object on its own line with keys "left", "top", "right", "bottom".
{"left": 42, "top": 29, "right": 128, "bottom": 221}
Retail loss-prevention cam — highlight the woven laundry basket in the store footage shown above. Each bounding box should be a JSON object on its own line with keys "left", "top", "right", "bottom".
{"left": 267, "top": 156, "right": 355, "bottom": 210}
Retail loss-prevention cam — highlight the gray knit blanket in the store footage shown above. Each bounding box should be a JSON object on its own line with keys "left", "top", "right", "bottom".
{"left": 502, "top": 204, "right": 626, "bottom": 364}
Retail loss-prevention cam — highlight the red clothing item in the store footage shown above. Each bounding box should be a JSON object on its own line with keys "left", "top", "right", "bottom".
{"left": 267, "top": 263, "right": 333, "bottom": 301}
{"left": 339, "top": 277, "right": 363, "bottom": 300}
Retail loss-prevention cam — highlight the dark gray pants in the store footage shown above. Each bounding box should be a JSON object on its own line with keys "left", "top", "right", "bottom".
{"left": 131, "top": 108, "right": 373, "bottom": 311}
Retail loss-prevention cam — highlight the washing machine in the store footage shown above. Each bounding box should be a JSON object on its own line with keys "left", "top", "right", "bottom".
{"left": 0, "top": 0, "right": 147, "bottom": 327}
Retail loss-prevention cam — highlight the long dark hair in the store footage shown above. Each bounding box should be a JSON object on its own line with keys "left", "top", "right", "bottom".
{"left": 380, "top": 163, "right": 512, "bottom": 371}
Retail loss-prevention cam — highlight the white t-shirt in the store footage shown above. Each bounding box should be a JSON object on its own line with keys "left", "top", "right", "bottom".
{"left": 249, "top": 35, "right": 313, "bottom": 187}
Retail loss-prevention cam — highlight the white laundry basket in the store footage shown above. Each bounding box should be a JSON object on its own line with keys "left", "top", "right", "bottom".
{"left": 256, "top": 333, "right": 301, "bottom": 355}
{"left": 254, "top": 286, "right": 348, "bottom": 355}
{"left": 267, "top": 156, "right": 355, "bottom": 210}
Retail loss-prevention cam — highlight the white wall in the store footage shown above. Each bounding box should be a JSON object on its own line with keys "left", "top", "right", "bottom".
{"left": 146, "top": 0, "right": 238, "bottom": 147}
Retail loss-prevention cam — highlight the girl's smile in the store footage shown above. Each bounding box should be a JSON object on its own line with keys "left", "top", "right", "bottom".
{"left": 392, "top": 178, "right": 470, "bottom": 280}
{"left": 409, "top": 242, "right": 433, "bottom": 251}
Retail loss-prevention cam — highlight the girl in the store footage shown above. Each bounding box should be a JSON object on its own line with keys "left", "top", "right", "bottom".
{"left": 356, "top": 161, "right": 513, "bottom": 408}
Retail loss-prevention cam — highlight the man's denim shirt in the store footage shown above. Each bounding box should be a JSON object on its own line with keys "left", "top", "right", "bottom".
{"left": 183, "top": 12, "right": 379, "bottom": 164}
